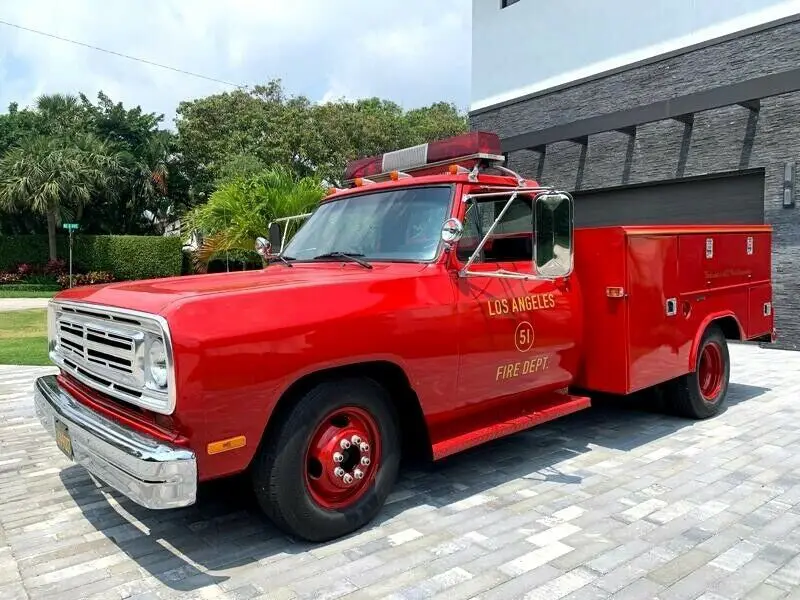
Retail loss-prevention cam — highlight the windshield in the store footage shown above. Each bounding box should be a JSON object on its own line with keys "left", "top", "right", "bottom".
{"left": 283, "top": 185, "right": 453, "bottom": 262}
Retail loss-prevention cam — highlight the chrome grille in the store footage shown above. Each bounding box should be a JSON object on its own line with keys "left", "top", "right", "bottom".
{"left": 48, "top": 301, "right": 175, "bottom": 414}
{"left": 57, "top": 317, "right": 137, "bottom": 375}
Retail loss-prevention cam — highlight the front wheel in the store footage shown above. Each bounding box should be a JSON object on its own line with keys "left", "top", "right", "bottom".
{"left": 251, "top": 377, "right": 401, "bottom": 542}
{"left": 666, "top": 324, "right": 730, "bottom": 419}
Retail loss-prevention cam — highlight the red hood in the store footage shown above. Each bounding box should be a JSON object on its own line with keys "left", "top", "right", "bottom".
{"left": 54, "top": 262, "right": 429, "bottom": 315}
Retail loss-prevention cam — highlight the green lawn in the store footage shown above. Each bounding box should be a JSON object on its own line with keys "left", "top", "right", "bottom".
{"left": 0, "top": 290, "right": 57, "bottom": 298}
{"left": 0, "top": 309, "right": 50, "bottom": 366}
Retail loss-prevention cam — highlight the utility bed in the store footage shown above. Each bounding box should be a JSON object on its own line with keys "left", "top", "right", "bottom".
{"left": 573, "top": 225, "right": 773, "bottom": 395}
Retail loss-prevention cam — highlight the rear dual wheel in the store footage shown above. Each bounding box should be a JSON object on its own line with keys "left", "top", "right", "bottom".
{"left": 251, "top": 377, "right": 401, "bottom": 542}
{"left": 666, "top": 324, "right": 730, "bottom": 419}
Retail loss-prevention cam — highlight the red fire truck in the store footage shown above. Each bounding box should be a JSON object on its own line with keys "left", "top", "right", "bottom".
{"left": 34, "top": 131, "right": 774, "bottom": 542}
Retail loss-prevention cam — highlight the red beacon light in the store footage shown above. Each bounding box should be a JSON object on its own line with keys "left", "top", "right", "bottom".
{"left": 343, "top": 131, "right": 506, "bottom": 185}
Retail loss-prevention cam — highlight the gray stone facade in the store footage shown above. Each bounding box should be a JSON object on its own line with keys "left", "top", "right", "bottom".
{"left": 470, "top": 18, "right": 800, "bottom": 351}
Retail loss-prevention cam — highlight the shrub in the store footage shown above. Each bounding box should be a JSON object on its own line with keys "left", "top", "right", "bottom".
{"left": 57, "top": 271, "right": 115, "bottom": 289}
{"left": 0, "top": 273, "right": 22, "bottom": 285}
{"left": 16, "top": 263, "right": 33, "bottom": 276}
{"left": 0, "top": 237, "right": 50, "bottom": 272}
{"left": 44, "top": 259, "right": 67, "bottom": 277}
{"left": 0, "top": 283, "right": 60, "bottom": 292}
{"left": 0, "top": 235, "right": 183, "bottom": 281}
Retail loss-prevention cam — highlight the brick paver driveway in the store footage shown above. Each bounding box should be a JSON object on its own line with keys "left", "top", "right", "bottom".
{"left": 2, "top": 343, "right": 800, "bottom": 600}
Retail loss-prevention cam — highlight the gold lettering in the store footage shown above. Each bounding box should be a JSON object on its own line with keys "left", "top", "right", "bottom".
{"left": 488, "top": 294, "right": 557, "bottom": 317}
{"left": 495, "top": 355, "right": 553, "bottom": 381}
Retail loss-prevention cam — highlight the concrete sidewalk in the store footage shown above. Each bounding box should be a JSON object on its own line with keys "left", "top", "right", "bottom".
{"left": 0, "top": 298, "right": 51, "bottom": 312}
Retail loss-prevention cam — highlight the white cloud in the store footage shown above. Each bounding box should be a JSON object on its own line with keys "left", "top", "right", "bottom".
{"left": 0, "top": 0, "right": 471, "bottom": 127}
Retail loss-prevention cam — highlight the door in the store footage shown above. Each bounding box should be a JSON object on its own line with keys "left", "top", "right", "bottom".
{"left": 452, "top": 192, "right": 578, "bottom": 409}
{"left": 572, "top": 169, "right": 765, "bottom": 227}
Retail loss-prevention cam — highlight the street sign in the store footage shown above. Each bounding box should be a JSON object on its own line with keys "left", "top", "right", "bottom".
{"left": 62, "top": 223, "right": 79, "bottom": 287}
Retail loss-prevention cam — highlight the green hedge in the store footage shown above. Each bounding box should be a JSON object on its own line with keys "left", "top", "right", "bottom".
{"left": 0, "top": 283, "right": 60, "bottom": 292}
{"left": 0, "top": 235, "right": 183, "bottom": 281}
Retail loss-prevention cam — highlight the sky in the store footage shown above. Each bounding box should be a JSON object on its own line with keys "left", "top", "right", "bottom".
{"left": 0, "top": 0, "right": 471, "bottom": 127}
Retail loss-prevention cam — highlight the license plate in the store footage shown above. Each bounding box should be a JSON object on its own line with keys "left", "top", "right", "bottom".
{"left": 54, "top": 419, "right": 74, "bottom": 460}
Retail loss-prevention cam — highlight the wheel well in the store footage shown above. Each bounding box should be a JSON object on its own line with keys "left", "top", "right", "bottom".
{"left": 711, "top": 316, "right": 743, "bottom": 341}
{"left": 260, "top": 361, "right": 432, "bottom": 464}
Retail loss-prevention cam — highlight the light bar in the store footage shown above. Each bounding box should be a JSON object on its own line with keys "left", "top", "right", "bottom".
{"left": 344, "top": 131, "right": 504, "bottom": 182}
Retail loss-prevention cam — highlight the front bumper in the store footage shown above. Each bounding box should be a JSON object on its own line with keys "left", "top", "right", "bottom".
{"left": 34, "top": 375, "right": 197, "bottom": 509}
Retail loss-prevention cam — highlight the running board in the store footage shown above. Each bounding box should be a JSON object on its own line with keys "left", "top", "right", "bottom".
{"left": 431, "top": 392, "right": 591, "bottom": 460}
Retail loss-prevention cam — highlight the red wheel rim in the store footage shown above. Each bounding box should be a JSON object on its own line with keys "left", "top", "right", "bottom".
{"left": 304, "top": 406, "right": 381, "bottom": 510}
{"left": 698, "top": 341, "right": 724, "bottom": 402}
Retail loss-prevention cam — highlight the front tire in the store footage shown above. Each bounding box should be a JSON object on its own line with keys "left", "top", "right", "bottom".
{"left": 251, "top": 377, "right": 401, "bottom": 542}
{"left": 666, "top": 324, "right": 730, "bottom": 419}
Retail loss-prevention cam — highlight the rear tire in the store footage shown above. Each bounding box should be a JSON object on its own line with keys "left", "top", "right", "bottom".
{"left": 251, "top": 377, "right": 400, "bottom": 542}
{"left": 666, "top": 324, "right": 730, "bottom": 419}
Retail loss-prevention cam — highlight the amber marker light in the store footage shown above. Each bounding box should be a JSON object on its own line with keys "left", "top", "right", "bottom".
{"left": 207, "top": 435, "right": 247, "bottom": 455}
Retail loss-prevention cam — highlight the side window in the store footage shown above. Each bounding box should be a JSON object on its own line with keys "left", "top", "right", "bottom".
{"left": 456, "top": 194, "right": 533, "bottom": 263}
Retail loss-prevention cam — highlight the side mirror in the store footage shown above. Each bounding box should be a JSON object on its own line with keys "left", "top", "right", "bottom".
{"left": 441, "top": 218, "right": 464, "bottom": 245}
{"left": 255, "top": 236, "right": 272, "bottom": 259}
{"left": 534, "top": 192, "right": 574, "bottom": 278}
{"left": 268, "top": 222, "right": 282, "bottom": 251}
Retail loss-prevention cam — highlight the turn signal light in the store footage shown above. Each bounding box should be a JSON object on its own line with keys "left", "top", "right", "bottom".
{"left": 606, "top": 287, "right": 625, "bottom": 298}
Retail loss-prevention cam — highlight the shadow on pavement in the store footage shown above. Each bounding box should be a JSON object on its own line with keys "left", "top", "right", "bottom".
{"left": 59, "top": 381, "right": 770, "bottom": 592}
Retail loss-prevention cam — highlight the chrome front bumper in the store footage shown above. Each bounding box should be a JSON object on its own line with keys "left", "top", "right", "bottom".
{"left": 33, "top": 375, "right": 197, "bottom": 509}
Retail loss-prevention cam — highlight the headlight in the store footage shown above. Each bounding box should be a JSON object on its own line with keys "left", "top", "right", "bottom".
{"left": 147, "top": 338, "right": 168, "bottom": 389}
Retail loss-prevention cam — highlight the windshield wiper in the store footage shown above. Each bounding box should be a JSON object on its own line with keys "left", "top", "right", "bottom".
{"left": 313, "top": 252, "right": 373, "bottom": 269}
{"left": 264, "top": 254, "right": 295, "bottom": 268}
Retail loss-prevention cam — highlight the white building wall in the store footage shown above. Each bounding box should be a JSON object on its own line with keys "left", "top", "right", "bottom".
{"left": 471, "top": 0, "right": 800, "bottom": 111}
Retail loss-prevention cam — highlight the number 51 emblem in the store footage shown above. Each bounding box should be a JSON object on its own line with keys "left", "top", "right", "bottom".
{"left": 515, "top": 321, "right": 534, "bottom": 352}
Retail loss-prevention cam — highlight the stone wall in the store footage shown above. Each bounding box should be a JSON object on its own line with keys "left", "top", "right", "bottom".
{"left": 471, "top": 20, "right": 800, "bottom": 349}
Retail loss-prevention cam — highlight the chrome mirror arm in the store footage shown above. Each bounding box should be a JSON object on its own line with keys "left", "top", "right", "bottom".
{"left": 459, "top": 191, "right": 520, "bottom": 277}
{"left": 456, "top": 187, "right": 574, "bottom": 281}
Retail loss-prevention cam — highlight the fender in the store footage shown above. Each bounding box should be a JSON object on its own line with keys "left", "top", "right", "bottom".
{"left": 271, "top": 352, "right": 416, "bottom": 405}
{"left": 688, "top": 310, "right": 744, "bottom": 371}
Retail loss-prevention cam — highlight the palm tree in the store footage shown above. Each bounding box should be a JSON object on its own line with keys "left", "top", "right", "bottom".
{"left": 0, "top": 133, "right": 124, "bottom": 260}
{"left": 183, "top": 165, "right": 325, "bottom": 269}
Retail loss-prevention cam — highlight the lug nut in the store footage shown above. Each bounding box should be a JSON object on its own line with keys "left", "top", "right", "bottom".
{"left": 351, "top": 435, "right": 361, "bottom": 445}
{"left": 353, "top": 469, "right": 364, "bottom": 480}
{"left": 333, "top": 452, "right": 344, "bottom": 463}
{"left": 359, "top": 442, "right": 369, "bottom": 452}
{"left": 340, "top": 439, "right": 351, "bottom": 450}
{"left": 334, "top": 467, "right": 345, "bottom": 478}
{"left": 361, "top": 456, "right": 370, "bottom": 466}
{"left": 342, "top": 473, "right": 354, "bottom": 484}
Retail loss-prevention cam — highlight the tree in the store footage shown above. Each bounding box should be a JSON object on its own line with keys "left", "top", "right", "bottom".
{"left": 79, "top": 92, "right": 183, "bottom": 234}
{"left": 0, "top": 133, "right": 124, "bottom": 260}
{"left": 174, "top": 79, "right": 468, "bottom": 196}
{"left": 182, "top": 165, "right": 325, "bottom": 269}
